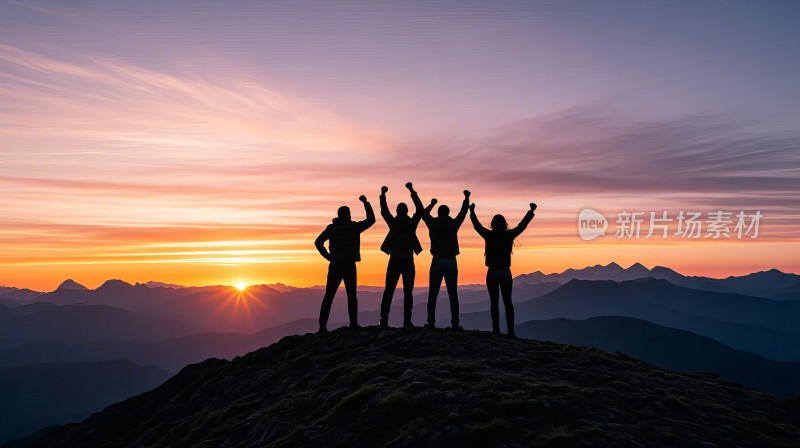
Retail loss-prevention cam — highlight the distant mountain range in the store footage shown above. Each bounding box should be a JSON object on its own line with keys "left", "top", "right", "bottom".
{"left": 516, "top": 262, "right": 800, "bottom": 299}
{"left": 29, "top": 282, "right": 326, "bottom": 332}
{"left": 17, "top": 280, "right": 523, "bottom": 333}
{"left": 0, "top": 301, "right": 200, "bottom": 349}
{"left": 0, "top": 287, "right": 43, "bottom": 302}
{"left": 3, "top": 262, "right": 796, "bottom": 306}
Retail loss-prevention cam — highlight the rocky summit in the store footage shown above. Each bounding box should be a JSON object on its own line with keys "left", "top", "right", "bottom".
{"left": 27, "top": 327, "right": 800, "bottom": 448}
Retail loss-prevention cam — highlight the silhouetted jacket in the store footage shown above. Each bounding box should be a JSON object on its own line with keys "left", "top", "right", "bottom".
{"left": 315, "top": 202, "right": 375, "bottom": 262}
{"left": 411, "top": 192, "right": 469, "bottom": 258}
{"left": 379, "top": 193, "right": 423, "bottom": 260}
{"left": 471, "top": 210, "right": 534, "bottom": 269}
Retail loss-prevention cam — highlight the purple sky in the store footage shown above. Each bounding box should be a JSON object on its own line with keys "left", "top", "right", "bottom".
{"left": 1, "top": 0, "right": 798, "bottom": 289}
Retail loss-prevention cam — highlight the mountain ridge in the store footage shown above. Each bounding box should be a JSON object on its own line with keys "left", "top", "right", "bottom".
{"left": 516, "top": 316, "right": 800, "bottom": 397}
{"left": 515, "top": 263, "right": 800, "bottom": 299}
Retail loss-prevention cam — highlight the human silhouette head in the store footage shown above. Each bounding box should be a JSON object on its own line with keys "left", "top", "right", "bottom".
{"left": 396, "top": 203, "right": 409, "bottom": 216}
{"left": 437, "top": 205, "right": 450, "bottom": 218}
{"left": 490, "top": 214, "right": 508, "bottom": 231}
{"left": 337, "top": 206, "right": 351, "bottom": 221}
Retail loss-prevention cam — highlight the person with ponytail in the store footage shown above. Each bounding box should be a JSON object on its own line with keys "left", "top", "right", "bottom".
{"left": 469, "top": 202, "right": 537, "bottom": 337}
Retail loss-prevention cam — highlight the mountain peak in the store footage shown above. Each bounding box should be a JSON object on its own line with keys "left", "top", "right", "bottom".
{"left": 97, "top": 279, "right": 134, "bottom": 290}
{"left": 29, "top": 327, "right": 800, "bottom": 447}
{"left": 56, "top": 279, "right": 88, "bottom": 291}
{"left": 265, "top": 282, "right": 296, "bottom": 292}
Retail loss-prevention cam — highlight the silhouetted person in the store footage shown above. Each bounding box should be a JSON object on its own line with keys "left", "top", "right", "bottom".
{"left": 470, "top": 202, "right": 536, "bottom": 337}
{"left": 315, "top": 195, "right": 375, "bottom": 333}
{"left": 409, "top": 184, "right": 470, "bottom": 330}
{"left": 379, "top": 184, "right": 430, "bottom": 328}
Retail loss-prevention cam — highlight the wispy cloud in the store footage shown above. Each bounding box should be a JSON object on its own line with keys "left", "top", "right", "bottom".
{"left": 1, "top": 41, "right": 798, "bottom": 288}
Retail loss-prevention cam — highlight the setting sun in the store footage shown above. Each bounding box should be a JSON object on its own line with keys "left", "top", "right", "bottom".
{"left": 234, "top": 281, "right": 249, "bottom": 291}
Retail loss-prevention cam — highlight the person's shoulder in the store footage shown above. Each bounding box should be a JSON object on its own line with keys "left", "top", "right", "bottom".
{"left": 327, "top": 221, "right": 353, "bottom": 230}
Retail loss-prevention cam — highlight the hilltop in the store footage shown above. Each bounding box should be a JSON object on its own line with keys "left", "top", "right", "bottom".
{"left": 23, "top": 327, "right": 800, "bottom": 448}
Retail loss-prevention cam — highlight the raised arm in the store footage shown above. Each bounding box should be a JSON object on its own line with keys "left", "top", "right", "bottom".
{"left": 407, "top": 182, "right": 425, "bottom": 213}
{"left": 379, "top": 186, "right": 393, "bottom": 225}
{"left": 509, "top": 203, "right": 536, "bottom": 239}
{"left": 407, "top": 182, "right": 435, "bottom": 226}
{"left": 423, "top": 199, "right": 437, "bottom": 217}
{"left": 314, "top": 228, "right": 331, "bottom": 261}
{"left": 357, "top": 195, "right": 376, "bottom": 232}
{"left": 469, "top": 203, "right": 490, "bottom": 238}
{"left": 453, "top": 189, "right": 470, "bottom": 228}
{"left": 412, "top": 199, "right": 435, "bottom": 227}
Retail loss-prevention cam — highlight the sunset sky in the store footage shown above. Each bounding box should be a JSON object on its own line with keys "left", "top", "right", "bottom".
{"left": 1, "top": 1, "right": 799, "bottom": 291}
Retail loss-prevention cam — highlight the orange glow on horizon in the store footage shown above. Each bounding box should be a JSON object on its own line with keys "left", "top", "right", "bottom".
{"left": 2, "top": 237, "right": 799, "bottom": 292}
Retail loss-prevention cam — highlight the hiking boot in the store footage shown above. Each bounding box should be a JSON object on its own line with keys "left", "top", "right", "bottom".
{"left": 451, "top": 324, "right": 464, "bottom": 332}
{"left": 348, "top": 323, "right": 362, "bottom": 329}
{"left": 317, "top": 326, "right": 328, "bottom": 334}
{"left": 423, "top": 323, "right": 436, "bottom": 330}
{"left": 379, "top": 320, "right": 389, "bottom": 328}
{"left": 403, "top": 321, "right": 416, "bottom": 329}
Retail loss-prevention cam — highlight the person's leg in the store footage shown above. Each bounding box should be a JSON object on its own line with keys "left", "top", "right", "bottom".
{"left": 443, "top": 259, "right": 460, "bottom": 327}
{"left": 499, "top": 269, "right": 514, "bottom": 336}
{"left": 427, "top": 259, "right": 444, "bottom": 326}
{"left": 402, "top": 259, "right": 416, "bottom": 325}
{"left": 319, "top": 262, "right": 343, "bottom": 331}
{"left": 380, "top": 258, "right": 401, "bottom": 325}
{"left": 486, "top": 269, "right": 501, "bottom": 334}
{"left": 342, "top": 261, "right": 359, "bottom": 326}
